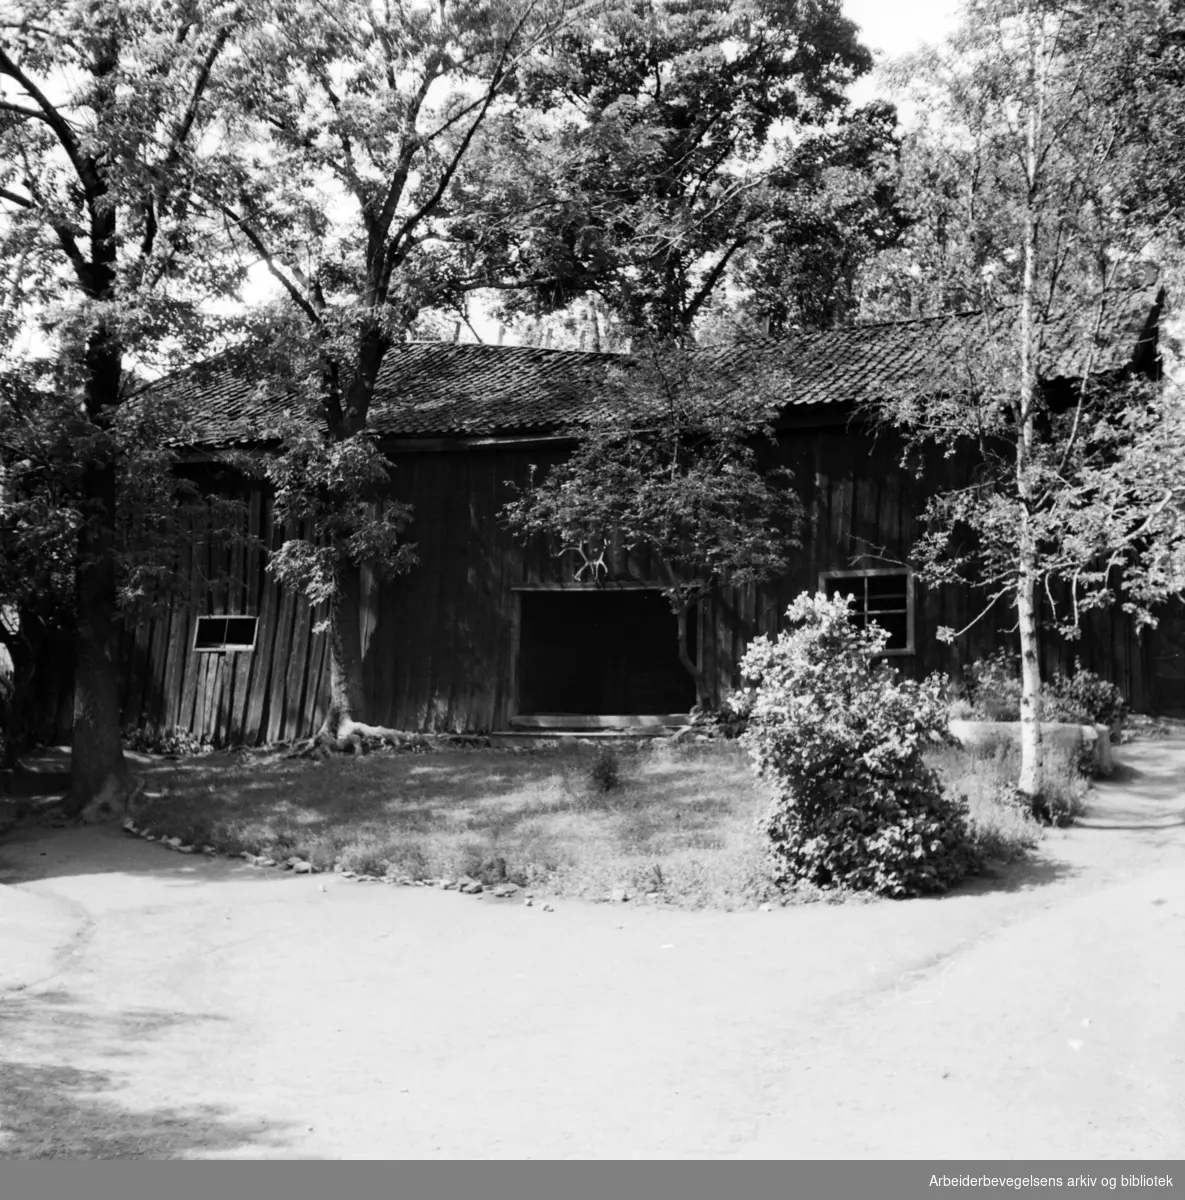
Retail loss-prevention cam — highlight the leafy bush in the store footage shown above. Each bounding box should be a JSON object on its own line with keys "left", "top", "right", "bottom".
{"left": 740, "top": 592, "right": 980, "bottom": 898}
{"left": 962, "top": 651, "right": 1127, "bottom": 729}
{"left": 1046, "top": 662, "right": 1127, "bottom": 729}
{"left": 123, "top": 726, "right": 212, "bottom": 757}
{"left": 587, "top": 745, "right": 621, "bottom": 793}
{"left": 965, "top": 650, "right": 1024, "bottom": 720}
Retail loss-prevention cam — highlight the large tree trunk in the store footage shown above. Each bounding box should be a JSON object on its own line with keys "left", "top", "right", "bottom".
{"left": 66, "top": 460, "right": 129, "bottom": 815}
{"left": 320, "top": 563, "right": 367, "bottom": 738}
{"left": 315, "top": 560, "right": 412, "bottom": 750}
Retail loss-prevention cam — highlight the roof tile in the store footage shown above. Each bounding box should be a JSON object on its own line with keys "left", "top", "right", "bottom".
{"left": 168, "top": 295, "right": 1160, "bottom": 446}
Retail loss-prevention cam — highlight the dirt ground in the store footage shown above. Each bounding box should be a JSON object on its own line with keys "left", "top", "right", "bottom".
{"left": 1, "top": 738, "right": 1183, "bottom": 1160}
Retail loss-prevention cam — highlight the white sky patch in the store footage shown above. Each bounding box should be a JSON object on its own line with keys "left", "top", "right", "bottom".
{"left": 843, "top": 0, "right": 962, "bottom": 112}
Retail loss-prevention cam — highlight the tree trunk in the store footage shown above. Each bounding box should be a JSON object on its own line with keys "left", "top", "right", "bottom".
{"left": 675, "top": 602, "right": 709, "bottom": 710}
{"left": 320, "top": 562, "right": 367, "bottom": 738}
{"left": 1016, "top": 553, "right": 1044, "bottom": 806}
{"left": 66, "top": 461, "right": 129, "bottom": 815}
{"left": 1015, "top": 27, "right": 1045, "bottom": 811}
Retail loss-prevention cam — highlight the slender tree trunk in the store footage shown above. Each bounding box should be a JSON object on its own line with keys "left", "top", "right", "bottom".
{"left": 1016, "top": 26, "right": 1045, "bottom": 809}
{"left": 66, "top": 459, "right": 129, "bottom": 814}
{"left": 1015, "top": 551, "right": 1044, "bottom": 805}
{"left": 675, "top": 602, "right": 709, "bottom": 710}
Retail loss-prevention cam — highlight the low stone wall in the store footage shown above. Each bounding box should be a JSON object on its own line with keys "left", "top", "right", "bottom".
{"left": 948, "top": 719, "right": 1114, "bottom": 777}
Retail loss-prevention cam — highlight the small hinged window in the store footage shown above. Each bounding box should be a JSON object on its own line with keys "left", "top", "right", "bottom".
{"left": 193, "top": 615, "right": 259, "bottom": 653}
{"left": 819, "top": 569, "right": 915, "bottom": 655}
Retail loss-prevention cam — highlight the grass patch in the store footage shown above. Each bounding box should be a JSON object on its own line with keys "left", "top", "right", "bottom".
{"left": 927, "top": 738, "right": 1088, "bottom": 861}
{"left": 132, "top": 735, "right": 1083, "bottom": 907}
{"left": 135, "top": 741, "right": 772, "bottom": 910}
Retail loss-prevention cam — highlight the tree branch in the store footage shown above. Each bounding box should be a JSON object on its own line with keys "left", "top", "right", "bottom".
{"left": 0, "top": 45, "right": 97, "bottom": 196}
{"left": 220, "top": 205, "right": 323, "bottom": 326}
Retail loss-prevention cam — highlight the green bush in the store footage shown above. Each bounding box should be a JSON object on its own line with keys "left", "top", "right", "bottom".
{"left": 1046, "top": 661, "right": 1127, "bottom": 729}
{"left": 962, "top": 651, "right": 1127, "bottom": 729}
{"left": 123, "top": 725, "right": 212, "bottom": 757}
{"left": 739, "top": 592, "right": 980, "bottom": 899}
{"left": 587, "top": 745, "right": 621, "bottom": 793}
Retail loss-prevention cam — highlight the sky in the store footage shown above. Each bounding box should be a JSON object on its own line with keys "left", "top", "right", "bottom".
{"left": 844, "top": 0, "right": 962, "bottom": 107}
{"left": 843, "top": 0, "right": 962, "bottom": 63}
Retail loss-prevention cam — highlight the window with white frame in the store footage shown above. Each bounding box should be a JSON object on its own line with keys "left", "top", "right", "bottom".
{"left": 819, "top": 569, "right": 915, "bottom": 655}
{"left": 193, "top": 615, "right": 259, "bottom": 653}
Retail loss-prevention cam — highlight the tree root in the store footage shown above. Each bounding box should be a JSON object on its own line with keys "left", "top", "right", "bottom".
{"left": 287, "top": 720, "right": 431, "bottom": 759}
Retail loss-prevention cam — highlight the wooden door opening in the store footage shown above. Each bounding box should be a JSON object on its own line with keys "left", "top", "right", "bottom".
{"left": 514, "top": 589, "right": 696, "bottom": 721}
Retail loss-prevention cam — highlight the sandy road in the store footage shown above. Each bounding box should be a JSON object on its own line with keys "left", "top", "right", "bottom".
{"left": 1, "top": 738, "right": 1182, "bottom": 1159}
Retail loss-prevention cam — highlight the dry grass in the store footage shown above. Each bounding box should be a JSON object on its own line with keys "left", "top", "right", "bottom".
{"left": 928, "top": 738, "right": 1088, "bottom": 861}
{"left": 135, "top": 741, "right": 772, "bottom": 910}
{"left": 132, "top": 735, "right": 1082, "bottom": 906}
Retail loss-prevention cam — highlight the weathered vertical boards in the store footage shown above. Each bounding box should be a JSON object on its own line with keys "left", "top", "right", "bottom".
{"left": 116, "top": 425, "right": 1172, "bottom": 743}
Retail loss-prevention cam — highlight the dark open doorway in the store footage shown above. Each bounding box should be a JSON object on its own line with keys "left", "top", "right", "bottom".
{"left": 516, "top": 589, "right": 696, "bottom": 716}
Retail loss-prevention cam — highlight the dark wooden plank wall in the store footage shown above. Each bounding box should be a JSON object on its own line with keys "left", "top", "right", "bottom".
{"left": 106, "top": 427, "right": 1167, "bottom": 744}
{"left": 119, "top": 489, "right": 329, "bottom": 745}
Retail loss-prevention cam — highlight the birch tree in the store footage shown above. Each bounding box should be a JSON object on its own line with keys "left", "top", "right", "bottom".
{"left": 877, "top": 0, "right": 1185, "bottom": 808}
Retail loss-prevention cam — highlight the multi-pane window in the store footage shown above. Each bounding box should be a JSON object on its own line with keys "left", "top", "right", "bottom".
{"left": 193, "top": 615, "right": 259, "bottom": 653}
{"left": 819, "top": 569, "right": 915, "bottom": 655}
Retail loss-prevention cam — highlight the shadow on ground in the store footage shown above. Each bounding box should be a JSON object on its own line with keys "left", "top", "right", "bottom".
{"left": 951, "top": 853, "right": 1076, "bottom": 898}
{"left": 0, "top": 988, "right": 298, "bottom": 1159}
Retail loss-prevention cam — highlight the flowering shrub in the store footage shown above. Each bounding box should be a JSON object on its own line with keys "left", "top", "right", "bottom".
{"left": 739, "top": 592, "right": 979, "bottom": 898}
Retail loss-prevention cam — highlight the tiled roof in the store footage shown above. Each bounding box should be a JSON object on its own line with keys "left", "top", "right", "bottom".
{"left": 168, "top": 292, "right": 1161, "bottom": 446}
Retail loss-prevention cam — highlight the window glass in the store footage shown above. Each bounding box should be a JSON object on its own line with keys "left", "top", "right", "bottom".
{"left": 821, "top": 572, "right": 912, "bottom": 653}
{"left": 194, "top": 615, "right": 258, "bottom": 652}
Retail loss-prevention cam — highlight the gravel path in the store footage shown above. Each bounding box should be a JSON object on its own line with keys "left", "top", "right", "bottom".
{"left": 1, "top": 738, "right": 1182, "bottom": 1159}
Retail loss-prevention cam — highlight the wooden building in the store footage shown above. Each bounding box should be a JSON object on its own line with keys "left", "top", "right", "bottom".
{"left": 113, "top": 292, "right": 1183, "bottom": 744}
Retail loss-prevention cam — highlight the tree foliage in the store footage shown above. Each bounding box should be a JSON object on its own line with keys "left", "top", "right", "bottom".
{"left": 0, "top": 0, "right": 252, "bottom": 799}
{"left": 501, "top": 342, "right": 804, "bottom": 705}
{"left": 213, "top": 0, "right": 586, "bottom": 738}
{"left": 452, "top": 0, "right": 878, "bottom": 338}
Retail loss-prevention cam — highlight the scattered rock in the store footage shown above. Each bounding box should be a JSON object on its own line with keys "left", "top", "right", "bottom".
{"left": 176, "top": 844, "right": 195, "bottom": 854}
{"left": 256, "top": 857, "right": 276, "bottom": 868}
{"left": 239, "top": 850, "right": 255, "bottom": 861}
{"left": 396, "top": 876, "right": 414, "bottom": 886}
{"left": 283, "top": 856, "right": 302, "bottom": 870}
{"left": 143, "top": 834, "right": 156, "bottom": 842}
{"left": 542, "top": 903, "right": 554, "bottom": 913}
{"left": 165, "top": 836, "right": 183, "bottom": 849}
{"left": 608, "top": 886, "right": 630, "bottom": 903}
{"left": 523, "top": 897, "right": 534, "bottom": 907}
{"left": 491, "top": 883, "right": 519, "bottom": 898}
{"left": 460, "top": 881, "right": 484, "bottom": 894}
{"left": 120, "top": 818, "right": 138, "bottom": 834}
{"left": 440, "top": 879, "right": 457, "bottom": 890}
{"left": 292, "top": 860, "right": 312, "bottom": 874}
{"left": 758, "top": 902, "right": 773, "bottom": 912}
{"left": 202, "top": 846, "right": 217, "bottom": 855}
